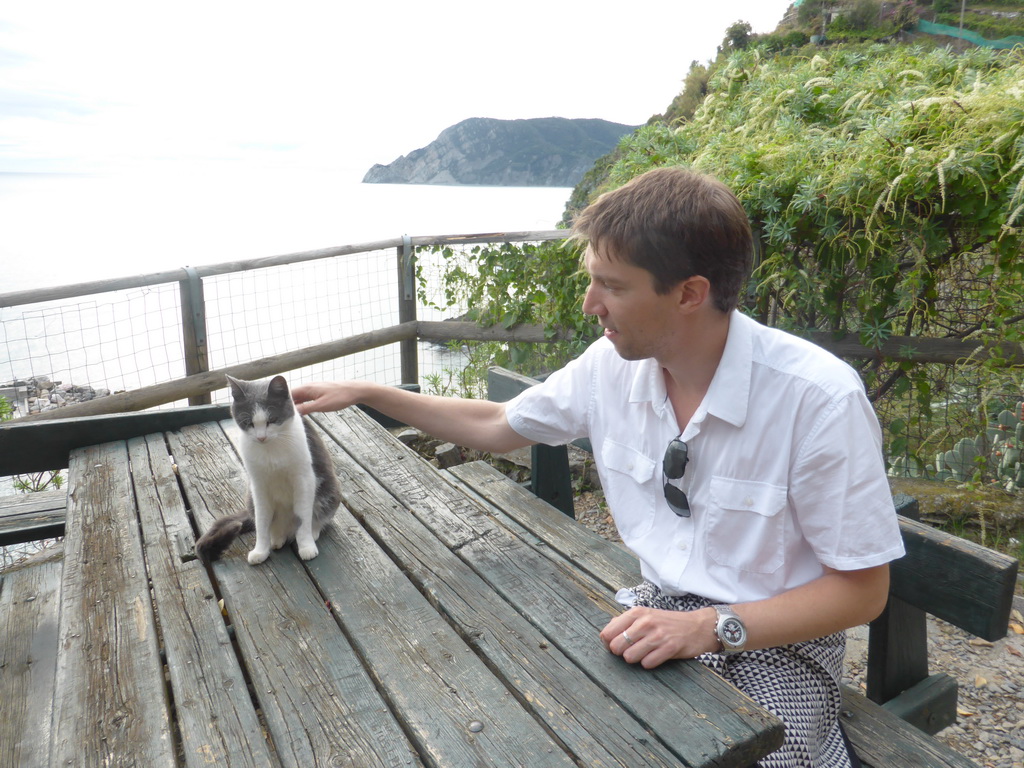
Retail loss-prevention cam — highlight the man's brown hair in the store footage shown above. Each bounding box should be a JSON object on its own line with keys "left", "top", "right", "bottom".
{"left": 572, "top": 166, "right": 753, "bottom": 313}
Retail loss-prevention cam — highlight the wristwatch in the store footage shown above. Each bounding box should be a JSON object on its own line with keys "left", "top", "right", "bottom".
{"left": 713, "top": 605, "right": 747, "bottom": 653}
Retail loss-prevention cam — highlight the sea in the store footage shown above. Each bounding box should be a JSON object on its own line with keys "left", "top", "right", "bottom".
{"left": 0, "top": 167, "right": 572, "bottom": 294}
{"left": 0, "top": 167, "right": 573, "bottom": 502}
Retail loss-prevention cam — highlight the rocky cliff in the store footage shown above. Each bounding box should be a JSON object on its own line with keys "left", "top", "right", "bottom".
{"left": 363, "top": 117, "right": 638, "bottom": 187}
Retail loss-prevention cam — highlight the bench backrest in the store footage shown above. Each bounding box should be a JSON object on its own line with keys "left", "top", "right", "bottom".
{"left": 890, "top": 495, "right": 1016, "bottom": 641}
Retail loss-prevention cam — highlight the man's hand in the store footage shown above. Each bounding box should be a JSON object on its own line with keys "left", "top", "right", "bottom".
{"left": 291, "top": 381, "right": 363, "bottom": 417}
{"left": 600, "top": 606, "right": 719, "bottom": 669}
{"left": 600, "top": 564, "right": 891, "bottom": 669}
{"left": 291, "top": 378, "right": 531, "bottom": 454}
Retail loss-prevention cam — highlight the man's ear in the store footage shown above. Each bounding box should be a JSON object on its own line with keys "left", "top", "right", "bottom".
{"left": 676, "top": 275, "right": 712, "bottom": 313}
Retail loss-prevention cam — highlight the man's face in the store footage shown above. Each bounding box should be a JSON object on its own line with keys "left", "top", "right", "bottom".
{"left": 581, "top": 245, "right": 679, "bottom": 362}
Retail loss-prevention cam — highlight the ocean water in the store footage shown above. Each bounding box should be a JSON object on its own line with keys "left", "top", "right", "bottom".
{"left": 0, "top": 167, "right": 572, "bottom": 293}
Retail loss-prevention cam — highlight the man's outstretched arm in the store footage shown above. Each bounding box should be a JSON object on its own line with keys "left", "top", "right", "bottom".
{"left": 292, "top": 380, "right": 534, "bottom": 454}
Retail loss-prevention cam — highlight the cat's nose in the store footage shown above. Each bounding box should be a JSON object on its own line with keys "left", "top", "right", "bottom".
{"left": 256, "top": 435, "right": 267, "bottom": 442}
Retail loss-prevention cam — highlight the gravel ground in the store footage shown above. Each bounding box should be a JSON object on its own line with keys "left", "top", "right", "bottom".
{"left": 572, "top": 492, "right": 1024, "bottom": 768}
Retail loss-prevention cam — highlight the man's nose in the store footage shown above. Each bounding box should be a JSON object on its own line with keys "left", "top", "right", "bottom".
{"left": 582, "top": 287, "right": 603, "bottom": 317}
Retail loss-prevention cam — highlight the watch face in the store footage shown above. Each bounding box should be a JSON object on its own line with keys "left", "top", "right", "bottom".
{"left": 721, "top": 617, "right": 746, "bottom": 646}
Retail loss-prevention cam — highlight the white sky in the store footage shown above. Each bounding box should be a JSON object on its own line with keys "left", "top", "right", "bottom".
{"left": 0, "top": 1, "right": 793, "bottom": 175}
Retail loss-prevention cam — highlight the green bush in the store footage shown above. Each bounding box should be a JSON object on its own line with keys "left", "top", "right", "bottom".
{"left": 576, "top": 44, "right": 1024, "bottom": 477}
{"left": 935, "top": 11, "right": 1024, "bottom": 39}
{"left": 419, "top": 239, "right": 597, "bottom": 383}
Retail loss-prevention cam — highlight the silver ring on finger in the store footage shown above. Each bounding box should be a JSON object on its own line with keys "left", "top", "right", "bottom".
{"left": 622, "top": 630, "right": 634, "bottom": 645}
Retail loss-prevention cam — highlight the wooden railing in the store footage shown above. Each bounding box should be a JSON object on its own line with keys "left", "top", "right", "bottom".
{"left": 4, "top": 229, "right": 1022, "bottom": 425}
{"left": 1, "top": 231, "right": 566, "bottom": 420}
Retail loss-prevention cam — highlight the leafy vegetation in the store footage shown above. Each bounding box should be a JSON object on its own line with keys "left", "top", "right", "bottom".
{"left": 418, "top": 240, "right": 595, "bottom": 392}
{"left": 935, "top": 9, "right": 1024, "bottom": 39}
{"left": 609, "top": 44, "right": 1024, "bottom": 478}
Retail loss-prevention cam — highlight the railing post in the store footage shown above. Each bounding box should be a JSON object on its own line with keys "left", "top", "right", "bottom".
{"left": 179, "top": 267, "right": 212, "bottom": 405}
{"left": 397, "top": 235, "right": 418, "bottom": 386}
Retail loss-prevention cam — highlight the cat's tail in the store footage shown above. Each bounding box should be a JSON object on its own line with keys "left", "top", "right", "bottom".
{"left": 195, "top": 511, "right": 255, "bottom": 563}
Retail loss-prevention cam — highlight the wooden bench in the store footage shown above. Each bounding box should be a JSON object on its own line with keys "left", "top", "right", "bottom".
{"left": 0, "top": 488, "right": 67, "bottom": 546}
{"left": 487, "top": 366, "right": 1019, "bottom": 768}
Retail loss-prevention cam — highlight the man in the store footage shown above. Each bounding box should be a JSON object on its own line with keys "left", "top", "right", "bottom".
{"left": 293, "top": 167, "right": 905, "bottom": 768}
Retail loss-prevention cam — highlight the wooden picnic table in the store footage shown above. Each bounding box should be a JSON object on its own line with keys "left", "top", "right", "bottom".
{"left": 2, "top": 406, "right": 784, "bottom": 767}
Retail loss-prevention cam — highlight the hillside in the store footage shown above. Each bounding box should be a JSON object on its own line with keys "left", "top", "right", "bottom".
{"left": 362, "top": 117, "right": 638, "bottom": 187}
{"left": 560, "top": 0, "right": 1024, "bottom": 224}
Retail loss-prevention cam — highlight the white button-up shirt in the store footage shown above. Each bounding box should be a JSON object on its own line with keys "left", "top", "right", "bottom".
{"left": 505, "top": 311, "right": 905, "bottom": 604}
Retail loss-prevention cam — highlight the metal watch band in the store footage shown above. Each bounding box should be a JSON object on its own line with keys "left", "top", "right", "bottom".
{"left": 713, "top": 604, "right": 747, "bottom": 654}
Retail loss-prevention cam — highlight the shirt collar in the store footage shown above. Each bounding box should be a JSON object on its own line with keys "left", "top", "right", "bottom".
{"left": 627, "top": 310, "right": 753, "bottom": 427}
{"left": 704, "top": 310, "right": 752, "bottom": 428}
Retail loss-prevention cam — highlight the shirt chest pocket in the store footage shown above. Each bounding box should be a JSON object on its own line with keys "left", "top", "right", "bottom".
{"left": 705, "top": 477, "right": 788, "bottom": 574}
{"left": 601, "top": 439, "right": 657, "bottom": 538}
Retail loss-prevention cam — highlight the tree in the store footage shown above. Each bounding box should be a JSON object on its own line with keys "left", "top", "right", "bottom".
{"left": 722, "top": 20, "right": 753, "bottom": 51}
{"left": 846, "top": 0, "right": 883, "bottom": 31}
{"left": 889, "top": 1, "right": 920, "bottom": 31}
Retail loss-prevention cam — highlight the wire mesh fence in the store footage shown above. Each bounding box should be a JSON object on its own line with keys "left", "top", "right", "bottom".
{"left": 0, "top": 235, "right": 546, "bottom": 419}
{"left": 0, "top": 285, "right": 185, "bottom": 401}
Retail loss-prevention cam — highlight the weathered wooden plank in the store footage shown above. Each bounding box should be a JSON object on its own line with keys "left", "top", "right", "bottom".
{"left": 0, "top": 489, "right": 67, "bottom": 545}
{"left": 866, "top": 594, "right": 931, "bottom": 706}
{"left": 127, "top": 433, "right": 273, "bottom": 768}
{"left": 445, "top": 460, "right": 641, "bottom": 590}
{"left": 0, "top": 546, "right": 62, "bottom": 768}
{"left": 168, "top": 421, "right": 424, "bottom": 768}
{"left": 317, "top": 408, "right": 784, "bottom": 768}
{"left": 841, "top": 686, "right": 979, "bottom": 768}
{"left": 880, "top": 673, "right": 959, "bottom": 735}
{"left": 309, "top": 413, "right": 687, "bottom": 768}
{"left": 51, "top": 441, "right": 175, "bottom": 767}
{"left": 891, "top": 515, "right": 1018, "bottom": 640}
{"left": 867, "top": 496, "right": 930, "bottom": 706}
{"left": 306, "top": 498, "right": 578, "bottom": 766}
{"left": 222, "top": 417, "right": 580, "bottom": 765}
{"left": 418, "top": 320, "right": 574, "bottom": 344}
{"left": 486, "top": 366, "right": 544, "bottom": 403}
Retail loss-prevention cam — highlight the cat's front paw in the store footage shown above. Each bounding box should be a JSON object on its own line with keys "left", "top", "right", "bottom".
{"left": 297, "top": 542, "right": 319, "bottom": 561}
{"left": 247, "top": 548, "right": 270, "bottom": 565}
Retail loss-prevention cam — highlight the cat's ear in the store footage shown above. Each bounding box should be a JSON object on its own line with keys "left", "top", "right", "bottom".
{"left": 268, "top": 376, "right": 290, "bottom": 398}
{"left": 225, "top": 375, "right": 245, "bottom": 400}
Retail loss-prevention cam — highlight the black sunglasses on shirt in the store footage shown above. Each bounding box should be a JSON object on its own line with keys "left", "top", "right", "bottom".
{"left": 663, "top": 438, "right": 690, "bottom": 517}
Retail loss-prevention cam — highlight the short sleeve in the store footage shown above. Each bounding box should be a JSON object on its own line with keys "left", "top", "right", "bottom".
{"left": 790, "top": 389, "right": 906, "bottom": 570}
{"left": 504, "top": 347, "right": 596, "bottom": 446}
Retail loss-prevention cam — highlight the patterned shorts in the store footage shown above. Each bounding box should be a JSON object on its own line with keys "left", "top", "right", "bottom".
{"left": 631, "top": 581, "right": 854, "bottom": 768}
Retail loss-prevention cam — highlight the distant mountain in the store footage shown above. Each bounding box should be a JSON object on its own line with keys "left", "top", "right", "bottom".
{"left": 362, "top": 117, "right": 639, "bottom": 187}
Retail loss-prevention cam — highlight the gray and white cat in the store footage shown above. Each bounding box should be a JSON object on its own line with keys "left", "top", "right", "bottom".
{"left": 195, "top": 374, "right": 341, "bottom": 565}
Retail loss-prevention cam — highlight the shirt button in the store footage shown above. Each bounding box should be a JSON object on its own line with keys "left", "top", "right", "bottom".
{"left": 677, "top": 541, "right": 688, "bottom": 551}
{"left": 743, "top": 496, "right": 754, "bottom": 507}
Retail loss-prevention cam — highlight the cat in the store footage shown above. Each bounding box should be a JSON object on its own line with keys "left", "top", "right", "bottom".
{"left": 195, "top": 374, "right": 341, "bottom": 565}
